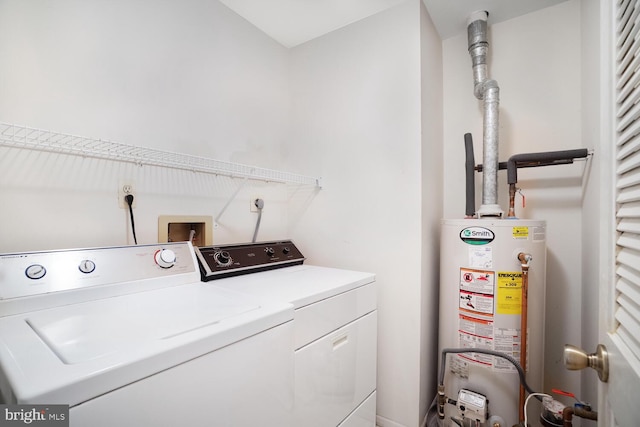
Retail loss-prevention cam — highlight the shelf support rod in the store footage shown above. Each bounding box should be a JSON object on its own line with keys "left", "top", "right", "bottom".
{"left": 214, "top": 176, "right": 250, "bottom": 224}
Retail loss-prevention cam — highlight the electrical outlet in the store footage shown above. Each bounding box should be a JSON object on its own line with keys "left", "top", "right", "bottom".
{"left": 250, "top": 196, "right": 264, "bottom": 212}
{"left": 118, "top": 183, "right": 136, "bottom": 208}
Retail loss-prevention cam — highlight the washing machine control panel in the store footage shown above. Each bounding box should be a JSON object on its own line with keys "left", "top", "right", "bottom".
{"left": 0, "top": 242, "right": 199, "bottom": 315}
{"left": 195, "top": 240, "right": 305, "bottom": 280}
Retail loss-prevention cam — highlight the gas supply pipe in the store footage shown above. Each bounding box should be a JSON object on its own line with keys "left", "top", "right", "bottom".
{"left": 517, "top": 252, "right": 533, "bottom": 423}
{"left": 562, "top": 405, "right": 598, "bottom": 426}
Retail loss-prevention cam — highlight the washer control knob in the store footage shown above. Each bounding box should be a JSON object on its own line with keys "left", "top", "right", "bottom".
{"left": 155, "top": 249, "right": 177, "bottom": 269}
{"left": 25, "top": 264, "right": 47, "bottom": 280}
{"left": 215, "top": 250, "right": 233, "bottom": 266}
{"left": 282, "top": 247, "right": 290, "bottom": 255}
{"left": 265, "top": 247, "right": 275, "bottom": 257}
{"left": 78, "top": 259, "right": 96, "bottom": 274}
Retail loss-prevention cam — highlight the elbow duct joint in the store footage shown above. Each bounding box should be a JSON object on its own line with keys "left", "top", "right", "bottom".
{"left": 467, "top": 11, "right": 502, "bottom": 216}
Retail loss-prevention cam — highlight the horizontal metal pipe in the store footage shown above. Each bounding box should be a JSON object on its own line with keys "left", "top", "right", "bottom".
{"left": 475, "top": 159, "right": 577, "bottom": 172}
{"left": 507, "top": 149, "right": 589, "bottom": 184}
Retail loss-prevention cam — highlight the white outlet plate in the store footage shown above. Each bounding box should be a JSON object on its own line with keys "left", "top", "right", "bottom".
{"left": 250, "top": 196, "right": 263, "bottom": 212}
{"left": 118, "top": 182, "right": 136, "bottom": 208}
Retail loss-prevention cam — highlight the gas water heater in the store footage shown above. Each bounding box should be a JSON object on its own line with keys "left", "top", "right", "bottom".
{"left": 435, "top": 9, "right": 590, "bottom": 427}
{"left": 438, "top": 219, "right": 546, "bottom": 427}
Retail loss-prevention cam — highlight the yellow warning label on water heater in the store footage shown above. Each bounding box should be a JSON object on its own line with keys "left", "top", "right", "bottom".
{"left": 512, "top": 226, "right": 529, "bottom": 239}
{"left": 497, "top": 272, "right": 523, "bottom": 314}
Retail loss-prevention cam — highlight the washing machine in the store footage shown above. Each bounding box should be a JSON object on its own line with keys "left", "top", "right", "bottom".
{"left": 196, "top": 241, "right": 377, "bottom": 427}
{"left": 0, "top": 242, "right": 295, "bottom": 427}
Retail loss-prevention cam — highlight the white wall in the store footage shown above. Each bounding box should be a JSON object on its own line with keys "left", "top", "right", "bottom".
{"left": 420, "top": 1, "right": 443, "bottom": 422}
{"left": 0, "top": 0, "right": 292, "bottom": 252}
{"left": 0, "top": 0, "right": 600, "bottom": 425}
{"left": 443, "top": 0, "right": 586, "bottom": 401}
{"left": 287, "top": 1, "right": 442, "bottom": 426}
{"left": 1, "top": 1, "right": 443, "bottom": 425}
{"left": 580, "top": 0, "right": 602, "bottom": 410}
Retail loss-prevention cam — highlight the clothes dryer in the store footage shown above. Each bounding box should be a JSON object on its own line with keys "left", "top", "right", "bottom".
{"left": 196, "top": 241, "right": 377, "bottom": 427}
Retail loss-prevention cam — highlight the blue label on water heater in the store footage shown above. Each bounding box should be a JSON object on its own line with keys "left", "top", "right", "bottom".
{"left": 460, "top": 227, "right": 495, "bottom": 245}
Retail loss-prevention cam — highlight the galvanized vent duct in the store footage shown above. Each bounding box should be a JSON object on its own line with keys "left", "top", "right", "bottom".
{"left": 467, "top": 11, "right": 503, "bottom": 217}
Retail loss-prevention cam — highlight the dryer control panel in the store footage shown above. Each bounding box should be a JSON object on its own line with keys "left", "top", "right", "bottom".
{"left": 196, "top": 240, "right": 305, "bottom": 280}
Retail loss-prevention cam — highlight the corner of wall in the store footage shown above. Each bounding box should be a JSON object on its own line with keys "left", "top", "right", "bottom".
{"left": 419, "top": 0, "right": 444, "bottom": 422}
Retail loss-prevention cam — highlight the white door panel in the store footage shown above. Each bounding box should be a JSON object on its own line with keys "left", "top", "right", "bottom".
{"left": 601, "top": 0, "right": 640, "bottom": 426}
{"left": 602, "top": 334, "right": 640, "bottom": 427}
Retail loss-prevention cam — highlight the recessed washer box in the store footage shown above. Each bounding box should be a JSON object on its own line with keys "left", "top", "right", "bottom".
{"left": 158, "top": 215, "right": 213, "bottom": 246}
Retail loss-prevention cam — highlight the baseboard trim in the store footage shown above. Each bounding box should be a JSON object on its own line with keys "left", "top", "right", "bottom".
{"left": 374, "top": 411, "right": 429, "bottom": 427}
{"left": 376, "top": 414, "right": 407, "bottom": 427}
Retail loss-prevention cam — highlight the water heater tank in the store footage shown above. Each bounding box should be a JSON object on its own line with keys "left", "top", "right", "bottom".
{"left": 439, "top": 219, "right": 546, "bottom": 426}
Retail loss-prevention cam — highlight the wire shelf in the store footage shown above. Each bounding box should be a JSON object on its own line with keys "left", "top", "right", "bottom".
{"left": 0, "top": 122, "right": 322, "bottom": 187}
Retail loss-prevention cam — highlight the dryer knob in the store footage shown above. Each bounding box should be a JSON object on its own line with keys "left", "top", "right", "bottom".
{"left": 155, "top": 249, "right": 176, "bottom": 269}
{"left": 215, "top": 251, "right": 232, "bottom": 266}
{"left": 265, "top": 247, "right": 275, "bottom": 257}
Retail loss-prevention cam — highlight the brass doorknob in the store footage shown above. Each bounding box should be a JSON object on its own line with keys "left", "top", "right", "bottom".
{"left": 563, "top": 344, "right": 609, "bottom": 382}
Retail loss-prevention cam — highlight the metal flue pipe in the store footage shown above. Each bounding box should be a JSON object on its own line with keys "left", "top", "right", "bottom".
{"left": 467, "top": 11, "right": 503, "bottom": 217}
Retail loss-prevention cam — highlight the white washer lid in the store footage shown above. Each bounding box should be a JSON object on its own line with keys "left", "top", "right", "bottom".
{"left": 0, "top": 282, "right": 293, "bottom": 405}
{"left": 27, "top": 284, "right": 259, "bottom": 364}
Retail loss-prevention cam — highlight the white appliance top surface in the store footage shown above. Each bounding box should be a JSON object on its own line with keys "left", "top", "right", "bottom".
{"left": 0, "top": 282, "right": 293, "bottom": 405}
{"left": 212, "top": 265, "right": 375, "bottom": 309}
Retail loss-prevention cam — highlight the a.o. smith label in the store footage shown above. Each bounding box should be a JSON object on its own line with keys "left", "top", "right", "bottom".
{"left": 459, "top": 227, "right": 495, "bottom": 245}
{"left": 1, "top": 405, "right": 69, "bottom": 426}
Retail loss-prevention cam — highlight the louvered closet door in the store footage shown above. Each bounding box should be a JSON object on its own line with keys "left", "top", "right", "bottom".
{"left": 601, "top": 0, "right": 640, "bottom": 426}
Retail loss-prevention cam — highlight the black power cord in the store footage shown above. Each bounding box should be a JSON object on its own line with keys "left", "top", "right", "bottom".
{"left": 125, "top": 194, "right": 137, "bottom": 245}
